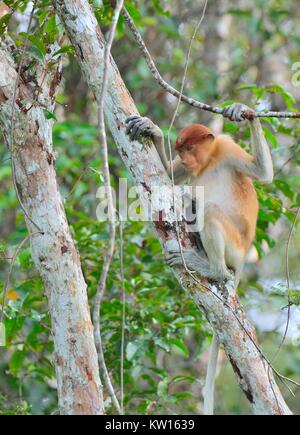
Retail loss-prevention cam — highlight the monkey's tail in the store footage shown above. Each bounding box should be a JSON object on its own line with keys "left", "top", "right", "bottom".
{"left": 203, "top": 333, "right": 220, "bottom": 415}
{"left": 203, "top": 272, "right": 241, "bottom": 415}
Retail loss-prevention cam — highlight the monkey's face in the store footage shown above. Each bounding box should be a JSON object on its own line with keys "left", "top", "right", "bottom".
{"left": 177, "top": 146, "right": 198, "bottom": 170}
{"left": 175, "top": 124, "right": 216, "bottom": 173}
{"left": 178, "top": 139, "right": 216, "bottom": 174}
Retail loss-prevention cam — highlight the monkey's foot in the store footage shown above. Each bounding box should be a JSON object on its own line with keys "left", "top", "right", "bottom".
{"left": 166, "top": 249, "right": 232, "bottom": 282}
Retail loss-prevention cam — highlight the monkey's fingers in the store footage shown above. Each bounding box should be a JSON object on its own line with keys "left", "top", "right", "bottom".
{"left": 132, "top": 120, "right": 153, "bottom": 141}
{"left": 223, "top": 106, "right": 235, "bottom": 120}
{"left": 126, "top": 118, "right": 143, "bottom": 136}
{"left": 128, "top": 119, "right": 145, "bottom": 140}
{"left": 224, "top": 103, "right": 256, "bottom": 122}
{"left": 166, "top": 257, "right": 183, "bottom": 267}
{"left": 129, "top": 119, "right": 154, "bottom": 141}
{"left": 223, "top": 104, "right": 247, "bottom": 122}
{"left": 165, "top": 252, "right": 182, "bottom": 265}
{"left": 166, "top": 250, "right": 181, "bottom": 257}
{"left": 231, "top": 104, "right": 247, "bottom": 122}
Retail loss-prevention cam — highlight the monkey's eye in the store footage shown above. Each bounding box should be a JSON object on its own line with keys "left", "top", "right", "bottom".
{"left": 185, "top": 145, "right": 193, "bottom": 152}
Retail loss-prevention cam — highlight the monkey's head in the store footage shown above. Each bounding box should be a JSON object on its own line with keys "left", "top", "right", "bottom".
{"left": 175, "top": 124, "right": 216, "bottom": 173}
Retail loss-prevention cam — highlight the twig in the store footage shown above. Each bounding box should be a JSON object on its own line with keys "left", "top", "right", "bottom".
{"left": 93, "top": 0, "right": 124, "bottom": 416}
{"left": 166, "top": 0, "right": 208, "bottom": 276}
{"left": 119, "top": 218, "right": 126, "bottom": 415}
{"left": 65, "top": 150, "right": 97, "bottom": 199}
{"left": 270, "top": 209, "right": 300, "bottom": 368}
{"left": 9, "top": 0, "right": 43, "bottom": 233}
{"left": 275, "top": 143, "right": 300, "bottom": 177}
{"left": 265, "top": 206, "right": 300, "bottom": 403}
{"left": 125, "top": 2, "right": 300, "bottom": 399}
{"left": 264, "top": 208, "right": 300, "bottom": 411}
{"left": 122, "top": 7, "right": 300, "bottom": 120}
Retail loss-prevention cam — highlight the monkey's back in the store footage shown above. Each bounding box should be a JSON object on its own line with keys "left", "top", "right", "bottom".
{"left": 232, "top": 171, "right": 259, "bottom": 252}
{"left": 192, "top": 136, "right": 259, "bottom": 254}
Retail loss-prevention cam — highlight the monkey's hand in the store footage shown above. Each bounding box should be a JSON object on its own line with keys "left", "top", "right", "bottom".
{"left": 223, "top": 103, "right": 255, "bottom": 122}
{"left": 125, "top": 115, "right": 163, "bottom": 142}
{"left": 166, "top": 249, "right": 232, "bottom": 281}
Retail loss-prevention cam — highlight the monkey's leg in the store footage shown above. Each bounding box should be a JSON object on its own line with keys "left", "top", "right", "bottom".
{"left": 166, "top": 248, "right": 221, "bottom": 280}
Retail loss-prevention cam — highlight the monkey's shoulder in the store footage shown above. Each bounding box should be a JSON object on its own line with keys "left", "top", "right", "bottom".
{"left": 215, "top": 134, "right": 250, "bottom": 160}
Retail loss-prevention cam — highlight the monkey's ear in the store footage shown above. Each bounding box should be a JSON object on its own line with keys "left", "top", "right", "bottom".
{"left": 207, "top": 133, "right": 215, "bottom": 141}
{"left": 176, "top": 137, "right": 184, "bottom": 147}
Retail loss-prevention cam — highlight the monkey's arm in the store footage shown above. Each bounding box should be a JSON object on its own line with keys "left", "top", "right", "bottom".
{"left": 125, "top": 116, "right": 188, "bottom": 183}
{"left": 223, "top": 104, "right": 274, "bottom": 184}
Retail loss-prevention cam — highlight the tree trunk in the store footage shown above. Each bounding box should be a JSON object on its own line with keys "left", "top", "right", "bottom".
{"left": 0, "top": 40, "right": 104, "bottom": 415}
{"left": 53, "top": 0, "right": 292, "bottom": 415}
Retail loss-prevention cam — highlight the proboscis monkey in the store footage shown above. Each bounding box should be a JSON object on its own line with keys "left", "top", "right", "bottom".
{"left": 125, "top": 103, "right": 274, "bottom": 415}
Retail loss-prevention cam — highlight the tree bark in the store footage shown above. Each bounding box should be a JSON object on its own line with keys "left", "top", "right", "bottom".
{"left": 0, "top": 40, "right": 104, "bottom": 415}
{"left": 53, "top": 0, "right": 292, "bottom": 415}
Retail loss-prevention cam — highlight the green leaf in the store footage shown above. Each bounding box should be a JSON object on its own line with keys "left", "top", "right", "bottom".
{"left": 29, "top": 35, "right": 47, "bottom": 56}
{"left": 227, "top": 8, "right": 252, "bottom": 17}
{"left": 154, "top": 337, "right": 171, "bottom": 353}
{"left": 29, "top": 47, "right": 44, "bottom": 63}
{"left": 18, "top": 248, "right": 32, "bottom": 270}
{"left": 9, "top": 350, "right": 27, "bottom": 377}
{"left": 53, "top": 45, "right": 76, "bottom": 56}
{"left": 44, "top": 15, "right": 59, "bottom": 43}
{"left": 157, "top": 377, "right": 169, "bottom": 399}
{"left": 126, "top": 341, "right": 140, "bottom": 361}
{"left": 0, "top": 13, "right": 12, "bottom": 36}
{"left": 171, "top": 375, "right": 196, "bottom": 384}
{"left": 266, "top": 84, "right": 296, "bottom": 109}
{"left": 263, "top": 127, "right": 278, "bottom": 147}
{"left": 43, "top": 109, "right": 57, "bottom": 121}
{"left": 167, "top": 338, "right": 189, "bottom": 358}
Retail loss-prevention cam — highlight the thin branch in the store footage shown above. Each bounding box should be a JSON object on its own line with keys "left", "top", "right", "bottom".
{"left": 275, "top": 143, "right": 300, "bottom": 177}
{"left": 122, "top": 7, "right": 300, "bottom": 120}
{"left": 166, "top": 0, "right": 208, "bottom": 276}
{"left": 272, "top": 209, "right": 300, "bottom": 360}
{"left": 93, "top": 0, "right": 124, "bottom": 416}
{"left": 265, "top": 193, "right": 300, "bottom": 408}
{"left": 265, "top": 207, "right": 300, "bottom": 401}
{"left": 123, "top": 3, "right": 300, "bottom": 400}
{"left": 65, "top": 151, "right": 97, "bottom": 199}
{"left": 280, "top": 208, "right": 299, "bottom": 347}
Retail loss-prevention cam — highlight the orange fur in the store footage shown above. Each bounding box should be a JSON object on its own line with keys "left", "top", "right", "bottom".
{"left": 175, "top": 124, "right": 214, "bottom": 150}
{"left": 176, "top": 126, "right": 259, "bottom": 260}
